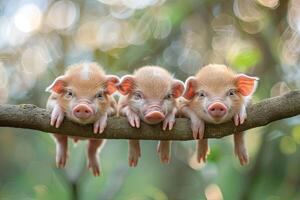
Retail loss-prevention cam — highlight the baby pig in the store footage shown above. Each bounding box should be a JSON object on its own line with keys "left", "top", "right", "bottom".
{"left": 46, "top": 62, "right": 119, "bottom": 176}
{"left": 180, "top": 64, "right": 258, "bottom": 165}
{"left": 117, "top": 66, "right": 184, "bottom": 167}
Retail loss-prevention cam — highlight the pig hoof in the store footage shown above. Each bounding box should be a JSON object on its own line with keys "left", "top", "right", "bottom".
{"left": 128, "top": 148, "right": 140, "bottom": 167}
{"left": 197, "top": 153, "right": 207, "bottom": 164}
{"left": 126, "top": 110, "right": 140, "bottom": 128}
{"left": 197, "top": 147, "right": 209, "bottom": 164}
{"left": 56, "top": 155, "right": 67, "bottom": 168}
{"left": 157, "top": 142, "right": 170, "bottom": 164}
{"left": 159, "top": 152, "right": 170, "bottom": 164}
{"left": 93, "top": 115, "right": 107, "bottom": 134}
{"left": 88, "top": 160, "right": 101, "bottom": 176}
{"left": 235, "top": 147, "right": 249, "bottom": 166}
{"left": 191, "top": 122, "right": 205, "bottom": 140}
{"left": 163, "top": 113, "right": 175, "bottom": 131}
{"left": 234, "top": 113, "right": 247, "bottom": 126}
{"left": 128, "top": 155, "right": 139, "bottom": 167}
{"left": 128, "top": 152, "right": 140, "bottom": 167}
{"left": 190, "top": 116, "right": 205, "bottom": 139}
{"left": 163, "top": 120, "right": 175, "bottom": 131}
{"left": 50, "top": 106, "right": 65, "bottom": 128}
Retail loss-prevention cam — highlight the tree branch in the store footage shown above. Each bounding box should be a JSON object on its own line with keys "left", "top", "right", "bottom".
{"left": 0, "top": 91, "right": 299, "bottom": 140}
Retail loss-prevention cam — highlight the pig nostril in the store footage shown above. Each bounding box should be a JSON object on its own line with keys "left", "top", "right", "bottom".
{"left": 85, "top": 110, "right": 89, "bottom": 113}
{"left": 211, "top": 108, "right": 215, "bottom": 111}
{"left": 220, "top": 108, "right": 224, "bottom": 111}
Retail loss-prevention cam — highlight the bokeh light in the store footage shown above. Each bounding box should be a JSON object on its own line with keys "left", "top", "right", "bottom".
{"left": 292, "top": 125, "right": 300, "bottom": 144}
{"left": 76, "top": 21, "right": 101, "bottom": 50}
{"left": 21, "top": 46, "right": 50, "bottom": 77}
{"left": 97, "top": 18, "right": 123, "bottom": 51}
{"left": 280, "top": 136, "right": 297, "bottom": 155}
{"left": 14, "top": 4, "right": 42, "bottom": 33}
{"left": 46, "top": 0, "right": 78, "bottom": 30}
{"left": 233, "top": 0, "right": 263, "bottom": 22}
{"left": 0, "top": 63, "right": 8, "bottom": 103}
{"left": 153, "top": 15, "right": 172, "bottom": 40}
{"left": 205, "top": 184, "right": 223, "bottom": 200}
{"left": 257, "top": 0, "right": 279, "bottom": 9}
{"left": 287, "top": 0, "right": 300, "bottom": 33}
{"left": 110, "top": 5, "right": 135, "bottom": 19}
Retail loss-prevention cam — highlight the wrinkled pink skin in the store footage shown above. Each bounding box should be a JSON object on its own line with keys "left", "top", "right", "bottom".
{"left": 182, "top": 102, "right": 248, "bottom": 165}
{"left": 121, "top": 103, "right": 177, "bottom": 167}
{"left": 48, "top": 100, "right": 110, "bottom": 176}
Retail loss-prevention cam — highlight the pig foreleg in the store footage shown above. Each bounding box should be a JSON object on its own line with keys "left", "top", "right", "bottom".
{"left": 50, "top": 104, "right": 65, "bottom": 128}
{"left": 93, "top": 113, "right": 108, "bottom": 134}
{"left": 121, "top": 106, "right": 140, "bottom": 128}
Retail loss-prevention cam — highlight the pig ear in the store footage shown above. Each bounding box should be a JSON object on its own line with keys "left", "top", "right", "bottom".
{"left": 236, "top": 74, "right": 259, "bottom": 96}
{"left": 45, "top": 76, "right": 66, "bottom": 94}
{"left": 106, "top": 75, "right": 120, "bottom": 95}
{"left": 118, "top": 75, "right": 135, "bottom": 95}
{"left": 183, "top": 76, "right": 197, "bottom": 100}
{"left": 172, "top": 79, "right": 185, "bottom": 98}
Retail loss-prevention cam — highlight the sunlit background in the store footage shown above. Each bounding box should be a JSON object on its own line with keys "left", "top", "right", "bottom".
{"left": 0, "top": 0, "right": 300, "bottom": 199}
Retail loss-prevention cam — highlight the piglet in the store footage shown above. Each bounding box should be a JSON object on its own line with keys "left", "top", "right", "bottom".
{"left": 46, "top": 62, "right": 119, "bottom": 176}
{"left": 117, "top": 66, "right": 184, "bottom": 167}
{"left": 180, "top": 64, "right": 258, "bottom": 165}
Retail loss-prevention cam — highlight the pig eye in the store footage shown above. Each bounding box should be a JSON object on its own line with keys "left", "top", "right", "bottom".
{"left": 164, "top": 94, "right": 173, "bottom": 100}
{"left": 228, "top": 89, "right": 236, "bottom": 96}
{"left": 198, "top": 91, "right": 206, "bottom": 98}
{"left": 96, "top": 92, "right": 104, "bottom": 100}
{"left": 133, "top": 92, "right": 143, "bottom": 100}
{"left": 65, "top": 90, "right": 73, "bottom": 99}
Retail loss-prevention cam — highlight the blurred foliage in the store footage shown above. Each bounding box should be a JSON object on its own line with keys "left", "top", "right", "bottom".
{"left": 0, "top": 0, "right": 300, "bottom": 200}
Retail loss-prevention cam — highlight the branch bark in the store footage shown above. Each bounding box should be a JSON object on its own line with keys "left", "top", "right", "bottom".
{"left": 0, "top": 91, "right": 299, "bottom": 140}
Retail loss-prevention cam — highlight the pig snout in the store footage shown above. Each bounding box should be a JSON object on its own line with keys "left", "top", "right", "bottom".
{"left": 73, "top": 104, "right": 94, "bottom": 120}
{"left": 144, "top": 105, "right": 165, "bottom": 124}
{"left": 208, "top": 102, "right": 227, "bottom": 118}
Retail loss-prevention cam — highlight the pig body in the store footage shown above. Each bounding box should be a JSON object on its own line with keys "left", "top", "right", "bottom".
{"left": 117, "top": 66, "right": 184, "bottom": 166}
{"left": 46, "top": 62, "right": 119, "bottom": 176}
{"left": 180, "top": 64, "right": 258, "bottom": 165}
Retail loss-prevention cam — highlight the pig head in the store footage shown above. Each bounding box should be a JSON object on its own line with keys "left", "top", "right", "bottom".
{"left": 183, "top": 64, "right": 258, "bottom": 124}
{"left": 118, "top": 66, "right": 184, "bottom": 125}
{"left": 46, "top": 63, "right": 119, "bottom": 126}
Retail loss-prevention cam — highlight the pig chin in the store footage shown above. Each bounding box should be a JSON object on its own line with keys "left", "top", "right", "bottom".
{"left": 69, "top": 114, "right": 95, "bottom": 125}
{"left": 209, "top": 116, "right": 226, "bottom": 124}
{"left": 207, "top": 113, "right": 233, "bottom": 124}
{"left": 143, "top": 118, "right": 164, "bottom": 124}
{"left": 200, "top": 111, "right": 227, "bottom": 124}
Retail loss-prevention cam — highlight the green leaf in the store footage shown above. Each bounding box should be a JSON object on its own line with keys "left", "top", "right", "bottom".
{"left": 229, "top": 48, "right": 262, "bottom": 72}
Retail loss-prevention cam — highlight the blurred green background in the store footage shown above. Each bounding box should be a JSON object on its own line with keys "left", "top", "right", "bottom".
{"left": 0, "top": 0, "right": 300, "bottom": 199}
